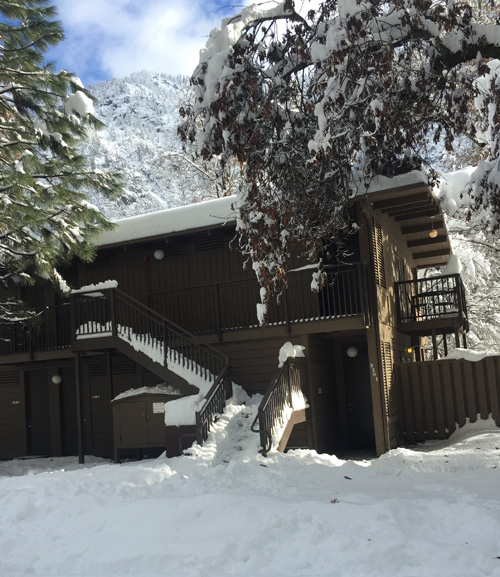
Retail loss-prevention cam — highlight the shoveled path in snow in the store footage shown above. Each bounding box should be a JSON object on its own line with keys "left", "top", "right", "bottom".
{"left": 0, "top": 390, "right": 499, "bottom": 577}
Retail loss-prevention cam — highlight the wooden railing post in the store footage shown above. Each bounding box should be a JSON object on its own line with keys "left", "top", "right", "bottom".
{"left": 162, "top": 319, "right": 168, "bottom": 367}
{"left": 284, "top": 287, "right": 291, "bottom": 334}
{"left": 109, "top": 289, "right": 117, "bottom": 337}
{"left": 195, "top": 410, "right": 203, "bottom": 446}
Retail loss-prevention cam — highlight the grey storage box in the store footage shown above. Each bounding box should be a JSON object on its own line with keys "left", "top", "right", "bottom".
{"left": 111, "top": 392, "right": 176, "bottom": 462}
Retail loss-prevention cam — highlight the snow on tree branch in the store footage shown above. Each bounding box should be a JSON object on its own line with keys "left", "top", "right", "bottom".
{"left": 180, "top": 0, "right": 500, "bottom": 301}
{"left": 0, "top": 0, "right": 123, "bottom": 322}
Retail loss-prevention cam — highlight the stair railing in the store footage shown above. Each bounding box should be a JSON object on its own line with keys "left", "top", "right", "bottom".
{"left": 251, "top": 357, "right": 307, "bottom": 456}
{"left": 72, "top": 286, "right": 232, "bottom": 445}
{"left": 195, "top": 362, "right": 233, "bottom": 445}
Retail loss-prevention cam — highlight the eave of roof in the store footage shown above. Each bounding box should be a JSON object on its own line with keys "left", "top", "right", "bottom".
{"left": 365, "top": 180, "right": 452, "bottom": 269}
{"left": 96, "top": 195, "right": 236, "bottom": 249}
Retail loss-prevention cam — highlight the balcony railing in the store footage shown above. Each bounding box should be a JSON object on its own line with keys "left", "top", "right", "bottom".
{"left": 0, "top": 263, "right": 371, "bottom": 357}
{"left": 148, "top": 262, "right": 371, "bottom": 336}
{"left": 0, "top": 303, "right": 71, "bottom": 356}
{"left": 395, "top": 274, "right": 468, "bottom": 329}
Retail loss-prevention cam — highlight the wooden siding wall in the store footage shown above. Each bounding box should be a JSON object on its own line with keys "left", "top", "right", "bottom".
{"left": 0, "top": 354, "right": 182, "bottom": 461}
{"left": 217, "top": 337, "right": 289, "bottom": 396}
{"left": 395, "top": 356, "right": 500, "bottom": 443}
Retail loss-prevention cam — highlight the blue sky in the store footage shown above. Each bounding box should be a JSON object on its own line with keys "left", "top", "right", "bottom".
{"left": 47, "top": 0, "right": 248, "bottom": 87}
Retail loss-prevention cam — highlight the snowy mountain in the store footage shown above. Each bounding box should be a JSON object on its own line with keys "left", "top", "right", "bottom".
{"left": 83, "top": 71, "right": 218, "bottom": 219}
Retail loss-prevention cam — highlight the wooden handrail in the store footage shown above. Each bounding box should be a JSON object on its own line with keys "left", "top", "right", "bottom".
{"left": 72, "top": 287, "right": 231, "bottom": 446}
{"left": 251, "top": 358, "right": 307, "bottom": 455}
{"left": 395, "top": 274, "right": 468, "bottom": 326}
{"left": 149, "top": 262, "right": 371, "bottom": 336}
{"left": 0, "top": 303, "right": 72, "bottom": 355}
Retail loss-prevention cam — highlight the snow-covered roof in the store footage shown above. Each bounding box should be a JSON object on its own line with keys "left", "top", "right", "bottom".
{"left": 363, "top": 170, "right": 428, "bottom": 195}
{"left": 96, "top": 195, "right": 236, "bottom": 247}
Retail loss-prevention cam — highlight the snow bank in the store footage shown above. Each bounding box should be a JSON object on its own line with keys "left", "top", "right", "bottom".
{"left": 1, "top": 397, "right": 499, "bottom": 577}
{"left": 444, "top": 348, "right": 497, "bottom": 362}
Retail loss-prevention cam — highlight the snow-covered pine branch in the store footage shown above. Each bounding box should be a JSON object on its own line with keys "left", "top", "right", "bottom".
{"left": 0, "top": 0, "right": 123, "bottom": 322}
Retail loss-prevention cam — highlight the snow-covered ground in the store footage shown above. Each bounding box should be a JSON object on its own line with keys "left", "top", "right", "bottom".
{"left": 1, "top": 390, "right": 499, "bottom": 577}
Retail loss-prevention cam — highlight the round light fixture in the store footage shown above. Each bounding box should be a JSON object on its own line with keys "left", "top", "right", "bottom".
{"left": 51, "top": 374, "right": 62, "bottom": 385}
{"left": 346, "top": 346, "right": 358, "bottom": 358}
{"left": 153, "top": 249, "right": 165, "bottom": 260}
{"left": 428, "top": 215, "right": 438, "bottom": 239}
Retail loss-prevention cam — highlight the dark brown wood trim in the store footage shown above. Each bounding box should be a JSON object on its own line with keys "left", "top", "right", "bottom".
{"left": 401, "top": 218, "right": 444, "bottom": 235}
{"left": 407, "top": 235, "right": 447, "bottom": 248}
{"left": 394, "top": 206, "right": 440, "bottom": 222}
{"left": 373, "top": 191, "right": 430, "bottom": 211}
{"left": 412, "top": 248, "right": 451, "bottom": 260}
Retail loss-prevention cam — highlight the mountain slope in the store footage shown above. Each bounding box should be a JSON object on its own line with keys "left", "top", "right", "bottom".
{"left": 84, "top": 71, "right": 215, "bottom": 219}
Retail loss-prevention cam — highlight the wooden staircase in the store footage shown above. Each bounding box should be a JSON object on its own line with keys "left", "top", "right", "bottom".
{"left": 251, "top": 357, "right": 309, "bottom": 455}
{"left": 71, "top": 287, "right": 232, "bottom": 445}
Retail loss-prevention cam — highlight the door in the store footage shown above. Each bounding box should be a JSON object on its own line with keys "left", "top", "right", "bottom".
{"left": 146, "top": 399, "right": 167, "bottom": 444}
{"left": 117, "top": 402, "right": 148, "bottom": 446}
{"left": 25, "top": 369, "right": 51, "bottom": 456}
{"left": 0, "top": 367, "right": 27, "bottom": 459}
{"left": 342, "top": 343, "right": 375, "bottom": 450}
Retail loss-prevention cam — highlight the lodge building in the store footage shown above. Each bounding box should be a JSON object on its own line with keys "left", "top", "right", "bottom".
{"left": 1, "top": 173, "right": 496, "bottom": 462}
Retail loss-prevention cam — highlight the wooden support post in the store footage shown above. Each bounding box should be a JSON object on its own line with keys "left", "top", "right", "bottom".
{"left": 455, "top": 329, "right": 460, "bottom": 349}
{"left": 109, "top": 289, "right": 116, "bottom": 337}
{"left": 431, "top": 329, "right": 438, "bottom": 360}
{"left": 462, "top": 332, "right": 467, "bottom": 349}
{"left": 443, "top": 334, "right": 448, "bottom": 357}
{"left": 75, "top": 352, "right": 84, "bottom": 464}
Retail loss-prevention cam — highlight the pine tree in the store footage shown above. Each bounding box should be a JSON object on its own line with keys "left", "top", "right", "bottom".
{"left": 0, "top": 0, "right": 122, "bottom": 321}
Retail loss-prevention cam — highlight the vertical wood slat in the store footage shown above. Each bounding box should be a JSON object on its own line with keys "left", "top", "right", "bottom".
{"left": 462, "top": 360, "right": 476, "bottom": 422}
{"left": 411, "top": 364, "right": 425, "bottom": 441}
{"left": 420, "top": 363, "right": 435, "bottom": 439}
{"left": 395, "top": 356, "right": 500, "bottom": 443}
{"left": 400, "top": 364, "right": 416, "bottom": 442}
{"left": 430, "top": 361, "right": 446, "bottom": 439}
{"left": 441, "top": 361, "right": 456, "bottom": 436}
{"left": 485, "top": 357, "right": 500, "bottom": 423}
{"left": 452, "top": 362, "right": 466, "bottom": 428}
{"left": 474, "top": 361, "right": 489, "bottom": 420}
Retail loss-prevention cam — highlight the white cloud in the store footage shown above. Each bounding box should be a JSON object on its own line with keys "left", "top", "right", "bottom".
{"left": 51, "top": 0, "right": 241, "bottom": 84}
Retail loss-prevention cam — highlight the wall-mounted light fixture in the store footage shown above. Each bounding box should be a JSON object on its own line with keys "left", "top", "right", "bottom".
{"left": 153, "top": 249, "right": 165, "bottom": 260}
{"left": 428, "top": 215, "right": 438, "bottom": 239}
{"left": 406, "top": 346, "right": 413, "bottom": 354}
{"left": 51, "top": 374, "right": 62, "bottom": 385}
{"left": 346, "top": 346, "right": 358, "bottom": 358}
